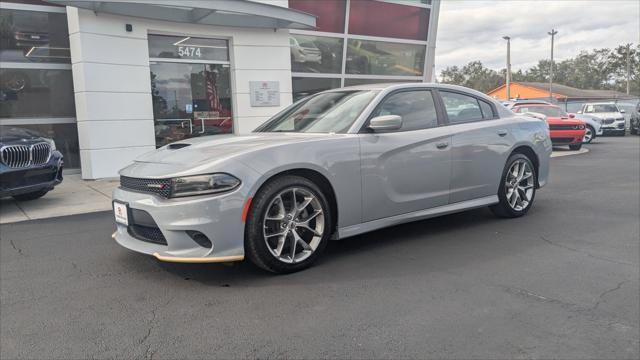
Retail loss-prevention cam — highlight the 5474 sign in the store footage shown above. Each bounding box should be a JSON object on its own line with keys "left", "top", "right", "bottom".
{"left": 178, "top": 46, "right": 202, "bottom": 58}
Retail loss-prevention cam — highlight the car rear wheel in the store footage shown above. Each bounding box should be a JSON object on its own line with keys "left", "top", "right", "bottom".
{"left": 245, "top": 175, "right": 332, "bottom": 274}
{"left": 583, "top": 126, "right": 595, "bottom": 143}
{"left": 490, "top": 154, "right": 536, "bottom": 218}
{"left": 13, "top": 189, "right": 49, "bottom": 201}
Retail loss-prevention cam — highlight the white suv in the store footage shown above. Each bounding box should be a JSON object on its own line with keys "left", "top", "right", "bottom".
{"left": 578, "top": 102, "right": 626, "bottom": 136}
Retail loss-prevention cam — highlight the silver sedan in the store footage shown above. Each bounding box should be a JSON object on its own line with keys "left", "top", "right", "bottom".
{"left": 112, "top": 83, "right": 552, "bottom": 273}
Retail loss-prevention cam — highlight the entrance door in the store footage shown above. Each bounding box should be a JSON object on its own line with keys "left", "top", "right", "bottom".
{"left": 150, "top": 63, "right": 232, "bottom": 147}
{"left": 148, "top": 34, "right": 233, "bottom": 147}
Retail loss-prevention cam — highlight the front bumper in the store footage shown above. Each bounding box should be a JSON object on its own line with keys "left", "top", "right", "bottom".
{"left": 0, "top": 152, "right": 63, "bottom": 197}
{"left": 549, "top": 129, "right": 585, "bottom": 145}
{"left": 601, "top": 121, "right": 626, "bottom": 134}
{"left": 111, "top": 185, "right": 249, "bottom": 263}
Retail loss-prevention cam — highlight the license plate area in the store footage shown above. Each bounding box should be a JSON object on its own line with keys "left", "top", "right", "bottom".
{"left": 113, "top": 201, "right": 129, "bottom": 226}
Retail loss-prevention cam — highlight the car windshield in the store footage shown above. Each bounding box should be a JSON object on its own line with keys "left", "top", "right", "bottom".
{"left": 590, "top": 104, "right": 619, "bottom": 113}
{"left": 518, "top": 106, "right": 566, "bottom": 117}
{"left": 255, "top": 91, "right": 378, "bottom": 133}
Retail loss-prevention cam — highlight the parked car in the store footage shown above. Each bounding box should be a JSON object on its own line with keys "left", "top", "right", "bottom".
{"left": 578, "top": 102, "right": 626, "bottom": 136}
{"left": 616, "top": 102, "right": 640, "bottom": 134}
{"left": 289, "top": 37, "right": 321, "bottom": 65}
{"left": 112, "top": 83, "right": 552, "bottom": 273}
{"left": 512, "top": 104, "right": 586, "bottom": 150}
{"left": 0, "top": 127, "right": 63, "bottom": 200}
{"left": 503, "top": 99, "right": 552, "bottom": 110}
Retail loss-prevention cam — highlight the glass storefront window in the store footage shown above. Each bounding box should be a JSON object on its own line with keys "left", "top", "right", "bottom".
{"left": 0, "top": 8, "right": 71, "bottom": 63}
{"left": 0, "top": 68, "right": 75, "bottom": 118}
{"left": 349, "top": 0, "right": 429, "bottom": 41}
{"left": 150, "top": 63, "right": 233, "bottom": 147}
{"left": 148, "top": 35, "right": 229, "bottom": 62}
{"left": 288, "top": 0, "right": 346, "bottom": 33}
{"left": 344, "top": 78, "right": 421, "bottom": 86}
{"left": 292, "top": 77, "right": 341, "bottom": 101}
{"left": 345, "top": 39, "right": 426, "bottom": 76}
{"left": 0, "top": 123, "right": 80, "bottom": 168}
{"left": 290, "top": 34, "right": 343, "bottom": 74}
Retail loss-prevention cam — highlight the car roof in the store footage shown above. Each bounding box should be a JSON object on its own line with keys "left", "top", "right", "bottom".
{"left": 513, "top": 103, "right": 559, "bottom": 108}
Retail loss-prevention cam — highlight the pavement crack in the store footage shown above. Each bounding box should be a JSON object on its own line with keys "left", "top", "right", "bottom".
{"left": 9, "top": 238, "right": 24, "bottom": 256}
{"left": 539, "top": 236, "right": 634, "bottom": 267}
{"left": 591, "top": 280, "right": 629, "bottom": 311}
{"left": 139, "top": 296, "right": 173, "bottom": 359}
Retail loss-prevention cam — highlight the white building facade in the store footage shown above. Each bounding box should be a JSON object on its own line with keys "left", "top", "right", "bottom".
{"left": 0, "top": 0, "right": 440, "bottom": 179}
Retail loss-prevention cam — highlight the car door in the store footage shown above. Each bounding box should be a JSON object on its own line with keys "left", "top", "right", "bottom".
{"left": 359, "top": 89, "right": 452, "bottom": 222}
{"left": 437, "top": 90, "right": 515, "bottom": 204}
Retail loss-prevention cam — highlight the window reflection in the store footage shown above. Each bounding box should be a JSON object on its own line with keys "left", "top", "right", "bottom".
{"left": 0, "top": 9, "right": 71, "bottom": 63}
{"left": 148, "top": 35, "right": 229, "bottom": 61}
{"left": 346, "top": 39, "right": 425, "bottom": 76}
{"left": 0, "top": 68, "right": 75, "bottom": 118}
{"left": 150, "top": 63, "right": 233, "bottom": 147}
{"left": 290, "top": 34, "right": 343, "bottom": 74}
{"left": 292, "top": 77, "right": 341, "bottom": 101}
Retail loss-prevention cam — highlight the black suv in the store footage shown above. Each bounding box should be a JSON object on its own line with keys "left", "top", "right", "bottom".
{"left": 0, "top": 128, "right": 64, "bottom": 200}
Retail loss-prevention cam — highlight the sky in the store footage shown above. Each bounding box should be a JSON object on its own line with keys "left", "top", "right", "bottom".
{"left": 434, "top": 0, "right": 640, "bottom": 78}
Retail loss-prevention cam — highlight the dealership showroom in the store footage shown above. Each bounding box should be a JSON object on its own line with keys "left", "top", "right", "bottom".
{"left": 0, "top": 0, "right": 438, "bottom": 178}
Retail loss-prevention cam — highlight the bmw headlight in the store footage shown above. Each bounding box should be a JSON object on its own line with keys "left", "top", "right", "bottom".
{"left": 45, "top": 138, "right": 57, "bottom": 151}
{"left": 170, "top": 173, "right": 240, "bottom": 198}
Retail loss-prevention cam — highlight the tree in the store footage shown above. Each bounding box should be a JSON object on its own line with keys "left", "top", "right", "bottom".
{"left": 439, "top": 61, "right": 504, "bottom": 93}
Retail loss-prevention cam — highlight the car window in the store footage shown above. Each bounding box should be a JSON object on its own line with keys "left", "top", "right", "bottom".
{"left": 370, "top": 90, "right": 438, "bottom": 132}
{"left": 479, "top": 100, "right": 495, "bottom": 119}
{"left": 440, "top": 91, "right": 483, "bottom": 123}
{"left": 593, "top": 104, "right": 619, "bottom": 112}
{"left": 584, "top": 105, "right": 594, "bottom": 113}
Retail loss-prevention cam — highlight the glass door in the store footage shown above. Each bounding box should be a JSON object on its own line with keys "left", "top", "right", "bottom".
{"left": 148, "top": 35, "right": 232, "bottom": 147}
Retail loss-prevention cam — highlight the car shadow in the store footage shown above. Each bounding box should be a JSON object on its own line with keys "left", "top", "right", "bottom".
{"left": 151, "top": 206, "right": 535, "bottom": 287}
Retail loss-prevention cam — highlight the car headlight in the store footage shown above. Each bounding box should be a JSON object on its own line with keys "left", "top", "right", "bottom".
{"left": 45, "top": 138, "right": 57, "bottom": 151}
{"left": 170, "top": 173, "right": 240, "bottom": 198}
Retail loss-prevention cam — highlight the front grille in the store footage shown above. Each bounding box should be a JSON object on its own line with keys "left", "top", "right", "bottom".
{"left": 549, "top": 124, "right": 582, "bottom": 130}
{"left": 1, "top": 143, "right": 51, "bottom": 168}
{"left": 551, "top": 137, "right": 575, "bottom": 144}
{"left": 602, "top": 118, "right": 615, "bottom": 124}
{"left": 120, "top": 176, "right": 171, "bottom": 198}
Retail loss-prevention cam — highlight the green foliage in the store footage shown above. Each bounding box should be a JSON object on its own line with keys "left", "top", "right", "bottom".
{"left": 439, "top": 44, "right": 640, "bottom": 95}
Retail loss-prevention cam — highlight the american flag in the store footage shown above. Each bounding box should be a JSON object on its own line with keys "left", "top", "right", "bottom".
{"left": 205, "top": 68, "right": 221, "bottom": 112}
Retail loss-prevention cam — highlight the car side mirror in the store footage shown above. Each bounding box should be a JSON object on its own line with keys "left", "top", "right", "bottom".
{"left": 568, "top": 113, "right": 575, "bottom": 118}
{"left": 368, "top": 115, "right": 402, "bottom": 131}
{"left": 620, "top": 109, "right": 626, "bottom": 113}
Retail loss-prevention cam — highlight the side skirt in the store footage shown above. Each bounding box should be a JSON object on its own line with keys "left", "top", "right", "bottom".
{"left": 337, "top": 195, "right": 499, "bottom": 240}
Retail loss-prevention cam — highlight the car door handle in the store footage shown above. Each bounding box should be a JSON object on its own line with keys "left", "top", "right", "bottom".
{"left": 436, "top": 142, "right": 449, "bottom": 149}
{"left": 497, "top": 129, "right": 509, "bottom": 137}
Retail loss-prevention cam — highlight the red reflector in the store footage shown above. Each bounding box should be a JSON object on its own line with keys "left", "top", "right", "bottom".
{"left": 242, "top": 197, "right": 253, "bottom": 222}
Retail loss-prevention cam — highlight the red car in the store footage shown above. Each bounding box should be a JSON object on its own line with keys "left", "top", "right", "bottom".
{"left": 512, "top": 104, "right": 586, "bottom": 150}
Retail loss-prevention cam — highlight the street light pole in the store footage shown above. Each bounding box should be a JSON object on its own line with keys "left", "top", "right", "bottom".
{"left": 548, "top": 29, "right": 558, "bottom": 101}
{"left": 503, "top": 36, "right": 511, "bottom": 100}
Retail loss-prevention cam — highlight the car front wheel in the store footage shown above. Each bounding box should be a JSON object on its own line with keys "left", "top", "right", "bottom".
{"left": 245, "top": 175, "right": 332, "bottom": 274}
{"left": 490, "top": 154, "right": 536, "bottom": 218}
{"left": 583, "top": 126, "right": 595, "bottom": 143}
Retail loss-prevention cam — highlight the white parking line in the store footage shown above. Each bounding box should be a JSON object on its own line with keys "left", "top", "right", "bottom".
{"left": 551, "top": 148, "right": 590, "bottom": 158}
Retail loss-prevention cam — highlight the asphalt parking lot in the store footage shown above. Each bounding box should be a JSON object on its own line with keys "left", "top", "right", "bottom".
{"left": 1, "top": 136, "right": 639, "bottom": 359}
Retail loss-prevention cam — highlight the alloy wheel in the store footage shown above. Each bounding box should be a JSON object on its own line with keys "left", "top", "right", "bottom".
{"left": 504, "top": 160, "right": 535, "bottom": 211}
{"left": 583, "top": 127, "right": 593, "bottom": 143}
{"left": 262, "top": 187, "right": 325, "bottom": 264}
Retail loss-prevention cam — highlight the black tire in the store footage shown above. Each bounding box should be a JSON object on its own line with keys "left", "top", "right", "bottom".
{"left": 631, "top": 127, "right": 638, "bottom": 135}
{"left": 490, "top": 153, "right": 537, "bottom": 218}
{"left": 245, "top": 175, "right": 333, "bottom": 274}
{"left": 13, "top": 189, "right": 49, "bottom": 201}
{"left": 569, "top": 143, "right": 582, "bottom": 150}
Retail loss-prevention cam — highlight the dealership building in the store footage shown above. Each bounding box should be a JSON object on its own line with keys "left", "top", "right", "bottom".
{"left": 0, "top": 0, "right": 440, "bottom": 178}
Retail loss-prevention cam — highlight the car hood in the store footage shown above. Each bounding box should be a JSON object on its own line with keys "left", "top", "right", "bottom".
{"left": 0, "top": 127, "right": 48, "bottom": 143}
{"left": 134, "top": 133, "right": 337, "bottom": 166}
{"left": 589, "top": 112, "right": 623, "bottom": 119}
{"left": 545, "top": 116, "right": 583, "bottom": 125}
